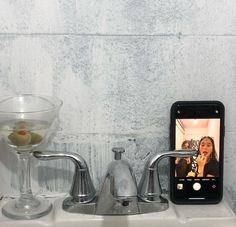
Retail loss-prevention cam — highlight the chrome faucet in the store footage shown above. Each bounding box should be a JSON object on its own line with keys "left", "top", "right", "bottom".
{"left": 33, "top": 148, "right": 196, "bottom": 215}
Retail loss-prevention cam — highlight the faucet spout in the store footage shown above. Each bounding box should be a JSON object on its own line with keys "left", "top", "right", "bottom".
{"left": 95, "top": 147, "right": 139, "bottom": 215}
{"left": 108, "top": 160, "right": 137, "bottom": 197}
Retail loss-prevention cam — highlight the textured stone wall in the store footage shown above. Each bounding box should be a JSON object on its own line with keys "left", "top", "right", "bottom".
{"left": 0, "top": 0, "right": 236, "bottom": 208}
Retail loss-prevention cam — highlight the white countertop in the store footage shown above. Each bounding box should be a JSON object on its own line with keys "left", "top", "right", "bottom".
{"left": 0, "top": 195, "right": 235, "bottom": 227}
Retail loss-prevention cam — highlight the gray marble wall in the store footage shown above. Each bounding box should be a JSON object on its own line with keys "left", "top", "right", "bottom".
{"left": 0, "top": 0, "right": 236, "bottom": 204}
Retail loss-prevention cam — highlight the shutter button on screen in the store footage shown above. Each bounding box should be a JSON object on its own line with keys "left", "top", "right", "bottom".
{"left": 193, "top": 182, "right": 201, "bottom": 191}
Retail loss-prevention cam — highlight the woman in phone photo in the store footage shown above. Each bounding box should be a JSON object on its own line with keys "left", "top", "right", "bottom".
{"left": 194, "top": 136, "right": 219, "bottom": 177}
{"left": 175, "top": 140, "right": 192, "bottom": 177}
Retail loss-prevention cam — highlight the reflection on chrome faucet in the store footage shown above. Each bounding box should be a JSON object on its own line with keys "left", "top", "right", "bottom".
{"left": 33, "top": 148, "right": 196, "bottom": 215}
{"left": 96, "top": 147, "right": 139, "bottom": 215}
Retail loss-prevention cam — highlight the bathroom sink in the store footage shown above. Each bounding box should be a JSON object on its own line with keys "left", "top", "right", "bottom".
{"left": 0, "top": 196, "right": 235, "bottom": 227}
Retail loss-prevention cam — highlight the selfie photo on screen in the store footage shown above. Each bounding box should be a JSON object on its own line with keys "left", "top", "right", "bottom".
{"left": 175, "top": 119, "right": 220, "bottom": 178}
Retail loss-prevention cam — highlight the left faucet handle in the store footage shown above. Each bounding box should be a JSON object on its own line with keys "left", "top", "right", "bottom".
{"left": 33, "top": 150, "right": 96, "bottom": 204}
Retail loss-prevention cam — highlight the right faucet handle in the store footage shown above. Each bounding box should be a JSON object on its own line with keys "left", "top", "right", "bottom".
{"left": 138, "top": 149, "right": 196, "bottom": 202}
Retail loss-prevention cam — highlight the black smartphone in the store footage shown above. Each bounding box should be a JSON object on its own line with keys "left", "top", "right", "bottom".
{"left": 170, "top": 101, "right": 225, "bottom": 204}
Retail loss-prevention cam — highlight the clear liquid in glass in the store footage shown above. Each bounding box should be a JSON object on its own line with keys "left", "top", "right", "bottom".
{"left": 0, "top": 119, "right": 50, "bottom": 152}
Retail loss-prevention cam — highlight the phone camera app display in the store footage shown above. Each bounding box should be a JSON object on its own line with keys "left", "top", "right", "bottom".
{"left": 175, "top": 119, "right": 220, "bottom": 178}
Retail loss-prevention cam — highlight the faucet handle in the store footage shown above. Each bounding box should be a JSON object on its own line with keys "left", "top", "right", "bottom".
{"left": 112, "top": 147, "right": 125, "bottom": 160}
{"left": 33, "top": 151, "right": 96, "bottom": 204}
{"left": 138, "top": 149, "right": 196, "bottom": 202}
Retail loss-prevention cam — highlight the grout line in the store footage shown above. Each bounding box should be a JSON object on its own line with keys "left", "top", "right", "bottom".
{"left": 0, "top": 33, "right": 236, "bottom": 37}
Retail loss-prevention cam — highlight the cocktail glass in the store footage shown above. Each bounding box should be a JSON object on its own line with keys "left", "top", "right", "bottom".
{"left": 0, "top": 94, "right": 62, "bottom": 219}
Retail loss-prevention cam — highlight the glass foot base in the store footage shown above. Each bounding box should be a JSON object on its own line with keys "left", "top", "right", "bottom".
{"left": 2, "top": 197, "right": 52, "bottom": 220}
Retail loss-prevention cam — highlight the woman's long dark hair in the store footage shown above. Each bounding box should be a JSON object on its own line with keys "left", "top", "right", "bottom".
{"left": 197, "top": 136, "right": 218, "bottom": 161}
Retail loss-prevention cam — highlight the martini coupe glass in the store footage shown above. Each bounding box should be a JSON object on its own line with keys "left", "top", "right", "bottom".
{"left": 0, "top": 94, "right": 62, "bottom": 219}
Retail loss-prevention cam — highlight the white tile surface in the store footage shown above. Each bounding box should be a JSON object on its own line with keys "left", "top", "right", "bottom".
{"left": 0, "top": 0, "right": 76, "bottom": 33}
{"left": 76, "top": 0, "right": 236, "bottom": 35}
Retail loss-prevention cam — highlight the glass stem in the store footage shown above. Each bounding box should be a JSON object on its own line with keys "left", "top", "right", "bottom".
{"left": 18, "top": 152, "right": 34, "bottom": 200}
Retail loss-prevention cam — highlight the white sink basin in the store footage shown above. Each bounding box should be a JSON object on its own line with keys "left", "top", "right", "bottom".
{"left": 0, "top": 196, "right": 235, "bottom": 227}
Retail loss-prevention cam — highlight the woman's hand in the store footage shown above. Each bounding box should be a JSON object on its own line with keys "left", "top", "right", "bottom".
{"left": 196, "top": 154, "right": 207, "bottom": 176}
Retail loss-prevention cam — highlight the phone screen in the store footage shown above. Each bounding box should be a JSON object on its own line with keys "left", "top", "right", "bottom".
{"left": 170, "top": 102, "right": 224, "bottom": 203}
{"left": 175, "top": 118, "right": 220, "bottom": 178}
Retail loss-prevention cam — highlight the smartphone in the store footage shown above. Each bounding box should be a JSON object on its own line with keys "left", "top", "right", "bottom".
{"left": 170, "top": 101, "right": 225, "bottom": 204}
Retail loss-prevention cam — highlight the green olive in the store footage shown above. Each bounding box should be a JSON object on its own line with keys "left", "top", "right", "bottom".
{"left": 8, "top": 130, "right": 31, "bottom": 146}
{"left": 30, "top": 132, "right": 43, "bottom": 145}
